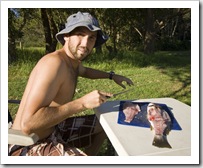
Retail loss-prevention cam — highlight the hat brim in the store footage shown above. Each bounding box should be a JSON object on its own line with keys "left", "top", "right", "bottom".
{"left": 56, "top": 22, "right": 108, "bottom": 48}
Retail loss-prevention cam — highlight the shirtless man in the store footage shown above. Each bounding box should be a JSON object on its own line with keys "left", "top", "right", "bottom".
{"left": 9, "top": 11, "right": 133, "bottom": 156}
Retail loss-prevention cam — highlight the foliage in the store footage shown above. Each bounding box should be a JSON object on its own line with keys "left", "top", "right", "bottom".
{"left": 8, "top": 8, "right": 191, "bottom": 61}
{"left": 156, "top": 37, "right": 191, "bottom": 51}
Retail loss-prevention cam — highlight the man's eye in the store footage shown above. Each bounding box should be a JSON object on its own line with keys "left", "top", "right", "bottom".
{"left": 90, "top": 36, "right": 96, "bottom": 41}
{"left": 74, "top": 32, "right": 84, "bottom": 36}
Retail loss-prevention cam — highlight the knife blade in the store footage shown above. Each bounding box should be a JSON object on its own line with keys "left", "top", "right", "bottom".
{"left": 106, "top": 88, "right": 133, "bottom": 99}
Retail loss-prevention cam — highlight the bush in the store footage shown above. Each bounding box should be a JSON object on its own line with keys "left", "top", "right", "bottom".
{"left": 156, "top": 37, "right": 191, "bottom": 51}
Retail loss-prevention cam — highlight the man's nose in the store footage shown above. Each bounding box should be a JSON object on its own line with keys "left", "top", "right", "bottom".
{"left": 80, "top": 36, "right": 89, "bottom": 46}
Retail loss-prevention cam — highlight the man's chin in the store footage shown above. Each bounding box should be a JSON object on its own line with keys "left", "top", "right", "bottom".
{"left": 78, "top": 50, "right": 88, "bottom": 56}
{"left": 78, "top": 54, "right": 89, "bottom": 61}
{"left": 77, "top": 53, "right": 89, "bottom": 60}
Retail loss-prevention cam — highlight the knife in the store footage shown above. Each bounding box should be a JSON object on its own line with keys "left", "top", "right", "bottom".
{"left": 106, "top": 88, "right": 133, "bottom": 99}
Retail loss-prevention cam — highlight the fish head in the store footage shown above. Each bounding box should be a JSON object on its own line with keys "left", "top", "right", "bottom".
{"left": 123, "top": 102, "right": 141, "bottom": 123}
{"left": 147, "top": 103, "right": 161, "bottom": 120}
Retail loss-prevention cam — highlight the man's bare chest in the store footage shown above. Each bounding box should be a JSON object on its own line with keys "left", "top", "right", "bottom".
{"left": 53, "top": 69, "right": 78, "bottom": 105}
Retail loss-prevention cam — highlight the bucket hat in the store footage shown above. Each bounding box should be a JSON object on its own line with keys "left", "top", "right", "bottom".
{"left": 56, "top": 11, "right": 108, "bottom": 48}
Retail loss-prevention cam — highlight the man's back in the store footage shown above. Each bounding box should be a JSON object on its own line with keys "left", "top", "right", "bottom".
{"left": 12, "top": 49, "right": 78, "bottom": 140}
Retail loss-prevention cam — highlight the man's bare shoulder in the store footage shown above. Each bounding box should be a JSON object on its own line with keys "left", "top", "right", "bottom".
{"left": 36, "top": 49, "right": 67, "bottom": 70}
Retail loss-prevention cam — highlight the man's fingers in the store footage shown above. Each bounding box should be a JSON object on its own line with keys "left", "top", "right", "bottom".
{"left": 98, "top": 91, "right": 113, "bottom": 97}
{"left": 98, "top": 91, "right": 113, "bottom": 101}
{"left": 120, "top": 84, "right": 126, "bottom": 89}
{"left": 122, "top": 79, "right": 134, "bottom": 87}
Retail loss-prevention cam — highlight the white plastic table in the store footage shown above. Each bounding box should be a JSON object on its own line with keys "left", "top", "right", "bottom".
{"left": 94, "top": 98, "right": 191, "bottom": 156}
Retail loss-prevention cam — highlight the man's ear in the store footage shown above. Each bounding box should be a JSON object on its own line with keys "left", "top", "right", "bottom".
{"left": 63, "top": 34, "right": 69, "bottom": 42}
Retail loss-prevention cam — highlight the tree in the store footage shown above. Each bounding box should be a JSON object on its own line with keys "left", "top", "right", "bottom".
{"left": 143, "top": 9, "right": 155, "bottom": 54}
{"left": 8, "top": 9, "right": 17, "bottom": 63}
{"left": 9, "top": 8, "right": 191, "bottom": 59}
{"left": 8, "top": 8, "right": 38, "bottom": 63}
{"left": 41, "top": 8, "right": 58, "bottom": 54}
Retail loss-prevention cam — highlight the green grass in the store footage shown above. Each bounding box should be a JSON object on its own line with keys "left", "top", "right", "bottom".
{"left": 8, "top": 48, "right": 191, "bottom": 155}
{"left": 9, "top": 48, "right": 191, "bottom": 116}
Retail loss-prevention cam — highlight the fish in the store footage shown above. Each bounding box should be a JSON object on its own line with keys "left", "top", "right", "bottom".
{"left": 147, "top": 103, "right": 172, "bottom": 148}
{"left": 123, "top": 102, "right": 141, "bottom": 123}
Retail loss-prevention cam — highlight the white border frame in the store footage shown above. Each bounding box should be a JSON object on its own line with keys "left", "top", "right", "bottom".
{"left": 1, "top": 0, "right": 199, "bottom": 165}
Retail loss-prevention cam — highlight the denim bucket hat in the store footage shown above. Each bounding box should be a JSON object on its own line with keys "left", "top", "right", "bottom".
{"left": 56, "top": 11, "right": 108, "bottom": 48}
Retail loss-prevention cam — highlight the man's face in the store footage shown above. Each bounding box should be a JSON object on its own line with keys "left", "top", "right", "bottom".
{"left": 65, "top": 27, "right": 97, "bottom": 61}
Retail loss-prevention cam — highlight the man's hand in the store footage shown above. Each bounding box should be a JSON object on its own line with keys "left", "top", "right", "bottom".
{"left": 80, "top": 90, "right": 113, "bottom": 109}
{"left": 112, "top": 74, "right": 134, "bottom": 89}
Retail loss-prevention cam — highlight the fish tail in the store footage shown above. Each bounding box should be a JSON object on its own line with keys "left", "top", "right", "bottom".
{"left": 152, "top": 135, "right": 172, "bottom": 148}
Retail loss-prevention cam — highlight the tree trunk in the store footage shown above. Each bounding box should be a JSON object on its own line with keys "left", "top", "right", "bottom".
{"left": 95, "top": 45, "right": 102, "bottom": 54}
{"left": 8, "top": 37, "right": 16, "bottom": 64}
{"left": 143, "top": 9, "right": 155, "bottom": 55}
{"left": 8, "top": 9, "right": 17, "bottom": 63}
{"left": 46, "top": 9, "right": 58, "bottom": 52}
{"left": 41, "top": 8, "right": 57, "bottom": 54}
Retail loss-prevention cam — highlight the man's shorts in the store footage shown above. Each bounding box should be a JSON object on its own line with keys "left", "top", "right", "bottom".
{"left": 8, "top": 114, "right": 97, "bottom": 156}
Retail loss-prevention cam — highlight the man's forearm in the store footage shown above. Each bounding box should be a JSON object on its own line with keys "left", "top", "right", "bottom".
{"left": 81, "top": 67, "right": 110, "bottom": 79}
{"left": 21, "top": 98, "right": 86, "bottom": 135}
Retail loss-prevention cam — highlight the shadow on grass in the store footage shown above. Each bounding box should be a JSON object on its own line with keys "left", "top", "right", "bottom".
{"left": 160, "top": 66, "right": 191, "bottom": 105}
{"left": 89, "top": 50, "right": 191, "bottom": 68}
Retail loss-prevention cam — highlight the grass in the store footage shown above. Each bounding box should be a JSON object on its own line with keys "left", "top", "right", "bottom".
{"left": 8, "top": 47, "right": 191, "bottom": 155}
{"left": 8, "top": 48, "right": 191, "bottom": 120}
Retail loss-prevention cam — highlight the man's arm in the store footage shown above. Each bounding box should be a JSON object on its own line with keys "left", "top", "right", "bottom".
{"left": 22, "top": 90, "right": 107, "bottom": 135}
{"left": 20, "top": 56, "right": 110, "bottom": 136}
{"left": 80, "top": 66, "right": 110, "bottom": 79}
{"left": 79, "top": 64, "right": 134, "bottom": 88}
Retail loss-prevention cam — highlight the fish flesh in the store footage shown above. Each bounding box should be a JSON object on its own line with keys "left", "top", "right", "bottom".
{"left": 123, "top": 102, "right": 141, "bottom": 123}
{"left": 147, "top": 103, "right": 172, "bottom": 148}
